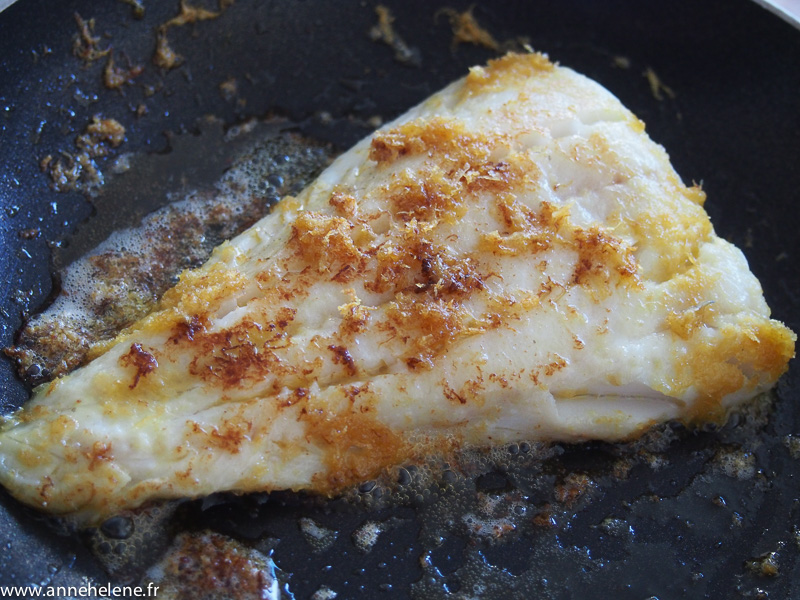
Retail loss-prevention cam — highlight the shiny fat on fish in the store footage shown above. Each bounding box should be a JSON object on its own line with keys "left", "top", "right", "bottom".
{"left": 0, "top": 53, "right": 794, "bottom": 525}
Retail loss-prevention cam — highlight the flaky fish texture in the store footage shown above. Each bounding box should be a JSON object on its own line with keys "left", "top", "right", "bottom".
{"left": 0, "top": 53, "right": 794, "bottom": 525}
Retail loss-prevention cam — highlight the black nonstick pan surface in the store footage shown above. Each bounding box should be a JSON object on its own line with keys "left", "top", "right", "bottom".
{"left": 1, "top": 1, "right": 799, "bottom": 598}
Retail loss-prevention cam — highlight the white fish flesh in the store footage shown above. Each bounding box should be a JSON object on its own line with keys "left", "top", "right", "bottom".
{"left": 0, "top": 53, "right": 794, "bottom": 525}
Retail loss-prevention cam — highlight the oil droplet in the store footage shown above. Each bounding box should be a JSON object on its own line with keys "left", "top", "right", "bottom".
{"left": 100, "top": 515, "right": 135, "bottom": 539}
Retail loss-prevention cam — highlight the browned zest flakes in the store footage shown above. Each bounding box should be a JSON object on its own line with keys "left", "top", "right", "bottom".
{"left": 73, "top": 13, "right": 110, "bottom": 63}
{"left": 119, "top": 343, "right": 158, "bottom": 389}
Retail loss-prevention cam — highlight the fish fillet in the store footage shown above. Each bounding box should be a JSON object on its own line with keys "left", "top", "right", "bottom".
{"left": 0, "top": 53, "right": 794, "bottom": 525}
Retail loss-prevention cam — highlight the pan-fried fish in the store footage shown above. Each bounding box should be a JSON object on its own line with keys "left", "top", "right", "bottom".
{"left": 0, "top": 53, "right": 794, "bottom": 525}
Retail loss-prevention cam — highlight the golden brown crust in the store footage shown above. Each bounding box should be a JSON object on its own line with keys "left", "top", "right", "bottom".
{"left": 463, "top": 52, "right": 555, "bottom": 96}
{"left": 676, "top": 318, "right": 796, "bottom": 422}
{"left": 306, "top": 405, "right": 410, "bottom": 495}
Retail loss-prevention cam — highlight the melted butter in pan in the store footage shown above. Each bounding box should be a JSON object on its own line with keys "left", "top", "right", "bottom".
{"left": 7, "top": 119, "right": 332, "bottom": 385}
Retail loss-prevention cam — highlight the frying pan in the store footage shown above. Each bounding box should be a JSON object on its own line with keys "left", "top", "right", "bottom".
{"left": 1, "top": 0, "right": 799, "bottom": 597}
